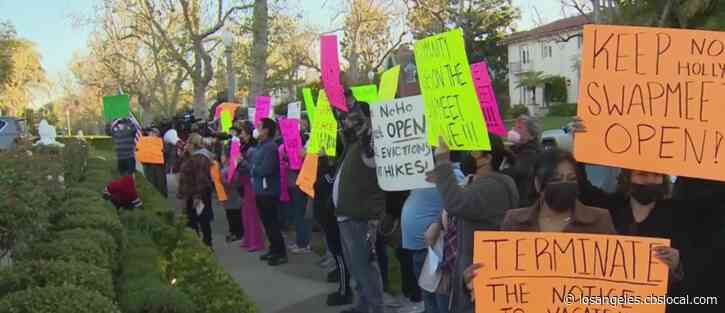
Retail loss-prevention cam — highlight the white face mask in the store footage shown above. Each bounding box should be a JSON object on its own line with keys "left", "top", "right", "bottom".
{"left": 507, "top": 129, "right": 522, "bottom": 144}
{"left": 252, "top": 129, "right": 260, "bottom": 140}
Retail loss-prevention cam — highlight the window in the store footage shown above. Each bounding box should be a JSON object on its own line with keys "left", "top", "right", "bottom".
{"left": 404, "top": 62, "right": 417, "bottom": 83}
{"left": 521, "top": 48, "right": 530, "bottom": 64}
{"left": 542, "top": 45, "right": 553, "bottom": 58}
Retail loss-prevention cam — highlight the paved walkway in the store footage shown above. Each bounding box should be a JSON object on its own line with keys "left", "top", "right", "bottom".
{"left": 165, "top": 173, "right": 341, "bottom": 313}
{"left": 209, "top": 205, "right": 340, "bottom": 313}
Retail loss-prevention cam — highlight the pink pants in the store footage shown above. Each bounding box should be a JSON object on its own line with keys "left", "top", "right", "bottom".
{"left": 240, "top": 176, "right": 265, "bottom": 251}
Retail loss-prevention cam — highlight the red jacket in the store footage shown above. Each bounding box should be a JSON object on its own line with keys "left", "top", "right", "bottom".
{"left": 104, "top": 175, "right": 142, "bottom": 209}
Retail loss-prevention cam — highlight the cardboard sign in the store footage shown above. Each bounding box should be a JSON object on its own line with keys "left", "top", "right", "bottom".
{"left": 287, "top": 101, "right": 302, "bottom": 120}
{"left": 302, "top": 88, "right": 316, "bottom": 124}
{"left": 471, "top": 61, "right": 508, "bottom": 137}
{"left": 575, "top": 24, "right": 725, "bottom": 181}
{"left": 135, "top": 136, "right": 164, "bottom": 165}
{"left": 226, "top": 139, "right": 241, "bottom": 183}
{"left": 371, "top": 95, "right": 435, "bottom": 190}
{"left": 473, "top": 231, "right": 670, "bottom": 313}
{"left": 280, "top": 118, "right": 304, "bottom": 170}
{"left": 320, "top": 35, "right": 347, "bottom": 112}
{"left": 210, "top": 161, "right": 228, "bottom": 202}
{"left": 220, "top": 110, "right": 233, "bottom": 133}
{"left": 254, "top": 96, "right": 271, "bottom": 127}
{"left": 103, "top": 95, "right": 131, "bottom": 122}
{"left": 378, "top": 65, "right": 401, "bottom": 101}
{"left": 214, "top": 102, "right": 241, "bottom": 120}
{"left": 351, "top": 84, "right": 379, "bottom": 104}
{"left": 307, "top": 90, "right": 338, "bottom": 156}
{"left": 296, "top": 154, "right": 318, "bottom": 198}
{"left": 247, "top": 108, "right": 256, "bottom": 123}
{"left": 414, "top": 28, "right": 490, "bottom": 150}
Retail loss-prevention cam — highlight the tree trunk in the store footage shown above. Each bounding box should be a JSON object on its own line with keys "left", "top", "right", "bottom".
{"left": 193, "top": 79, "right": 206, "bottom": 118}
{"left": 249, "top": 0, "right": 268, "bottom": 107}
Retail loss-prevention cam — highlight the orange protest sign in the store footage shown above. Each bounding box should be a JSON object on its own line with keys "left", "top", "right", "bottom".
{"left": 135, "top": 136, "right": 164, "bottom": 165}
{"left": 473, "top": 231, "right": 671, "bottom": 313}
{"left": 295, "top": 154, "right": 318, "bottom": 198}
{"left": 210, "top": 161, "right": 228, "bottom": 202}
{"left": 575, "top": 24, "right": 725, "bottom": 181}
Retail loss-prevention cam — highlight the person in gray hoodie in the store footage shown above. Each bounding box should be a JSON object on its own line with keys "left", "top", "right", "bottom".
{"left": 428, "top": 135, "right": 519, "bottom": 313}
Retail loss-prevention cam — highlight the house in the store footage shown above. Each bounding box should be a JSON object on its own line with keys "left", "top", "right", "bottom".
{"left": 504, "top": 15, "right": 590, "bottom": 116}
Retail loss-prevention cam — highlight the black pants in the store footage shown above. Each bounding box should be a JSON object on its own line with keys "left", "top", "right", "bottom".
{"left": 185, "top": 192, "right": 213, "bottom": 247}
{"left": 320, "top": 200, "right": 351, "bottom": 296}
{"left": 225, "top": 209, "right": 243, "bottom": 238}
{"left": 396, "top": 247, "right": 422, "bottom": 302}
{"left": 143, "top": 163, "right": 168, "bottom": 198}
{"left": 257, "top": 195, "right": 286, "bottom": 257}
{"left": 118, "top": 157, "right": 136, "bottom": 176}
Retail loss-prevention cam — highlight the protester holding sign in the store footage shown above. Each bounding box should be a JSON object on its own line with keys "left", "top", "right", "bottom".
{"left": 237, "top": 122, "right": 265, "bottom": 252}
{"left": 501, "top": 115, "right": 542, "bottom": 207}
{"left": 139, "top": 128, "right": 168, "bottom": 198}
{"left": 334, "top": 101, "right": 386, "bottom": 313}
{"left": 427, "top": 135, "right": 519, "bottom": 313}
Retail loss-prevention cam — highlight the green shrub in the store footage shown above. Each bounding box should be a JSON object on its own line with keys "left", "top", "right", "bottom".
{"left": 509, "top": 104, "right": 530, "bottom": 118}
{"left": 0, "top": 286, "right": 120, "bottom": 313}
{"left": 120, "top": 210, "right": 166, "bottom": 235}
{"left": 53, "top": 212, "right": 126, "bottom": 251}
{"left": 0, "top": 260, "right": 114, "bottom": 299}
{"left": 21, "top": 238, "right": 110, "bottom": 270}
{"left": 64, "top": 187, "right": 103, "bottom": 200}
{"left": 51, "top": 198, "right": 114, "bottom": 224}
{"left": 167, "top": 231, "right": 257, "bottom": 313}
{"left": 119, "top": 231, "right": 196, "bottom": 313}
{"left": 547, "top": 102, "right": 577, "bottom": 117}
{"left": 55, "top": 228, "right": 119, "bottom": 271}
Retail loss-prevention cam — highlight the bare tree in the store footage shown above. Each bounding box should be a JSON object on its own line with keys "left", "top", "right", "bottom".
{"left": 249, "top": 0, "right": 268, "bottom": 106}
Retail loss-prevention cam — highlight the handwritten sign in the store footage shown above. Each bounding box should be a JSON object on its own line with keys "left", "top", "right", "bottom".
{"left": 307, "top": 90, "right": 338, "bottom": 156}
{"left": 254, "top": 96, "right": 271, "bottom": 127}
{"left": 575, "top": 25, "right": 725, "bottom": 181}
{"left": 221, "top": 110, "right": 232, "bottom": 133}
{"left": 103, "top": 95, "right": 130, "bottom": 122}
{"left": 473, "top": 231, "right": 670, "bottom": 313}
{"left": 296, "top": 154, "right": 318, "bottom": 198}
{"left": 287, "top": 101, "right": 302, "bottom": 120}
{"left": 214, "top": 102, "right": 241, "bottom": 120}
{"left": 135, "top": 136, "right": 164, "bottom": 165}
{"left": 280, "top": 118, "right": 304, "bottom": 170}
{"left": 226, "top": 139, "right": 241, "bottom": 183}
{"left": 320, "top": 35, "right": 347, "bottom": 112}
{"left": 471, "top": 62, "right": 507, "bottom": 137}
{"left": 210, "top": 161, "right": 228, "bottom": 202}
{"left": 371, "top": 95, "right": 434, "bottom": 190}
{"left": 351, "top": 85, "right": 378, "bottom": 104}
{"left": 303, "top": 88, "right": 316, "bottom": 124}
{"left": 378, "top": 65, "right": 401, "bottom": 101}
{"left": 414, "top": 28, "right": 490, "bottom": 150}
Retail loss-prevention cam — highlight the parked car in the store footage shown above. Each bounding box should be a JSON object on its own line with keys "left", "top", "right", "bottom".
{"left": 0, "top": 117, "right": 22, "bottom": 151}
{"left": 539, "top": 121, "right": 621, "bottom": 193}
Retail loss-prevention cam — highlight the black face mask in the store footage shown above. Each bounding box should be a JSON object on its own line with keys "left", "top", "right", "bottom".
{"left": 630, "top": 183, "right": 664, "bottom": 205}
{"left": 544, "top": 182, "right": 578, "bottom": 212}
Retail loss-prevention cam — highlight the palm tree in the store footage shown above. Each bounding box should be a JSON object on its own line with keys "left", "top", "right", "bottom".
{"left": 515, "top": 71, "right": 548, "bottom": 106}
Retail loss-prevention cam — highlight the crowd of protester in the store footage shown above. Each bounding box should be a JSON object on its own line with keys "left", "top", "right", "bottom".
{"left": 102, "top": 91, "right": 724, "bottom": 313}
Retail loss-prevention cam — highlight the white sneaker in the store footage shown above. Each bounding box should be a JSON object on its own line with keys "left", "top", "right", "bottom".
{"left": 397, "top": 300, "right": 424, "bottom": 313}
{"left": 287, "top": 243, "right": 298, "bottom": 250}
{"left": 384, "top": 293, "right": 402, "bottom": 308}
{"left": 291, "top": 246, "right": 312, "bottom": 254}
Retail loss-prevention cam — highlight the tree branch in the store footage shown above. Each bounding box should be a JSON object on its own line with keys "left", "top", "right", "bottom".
{"left": 371, "top": 31, "right": 408, "bottom": 73}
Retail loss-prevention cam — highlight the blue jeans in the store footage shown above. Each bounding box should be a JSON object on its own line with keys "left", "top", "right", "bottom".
{"left": 339, "top": 219, "right": 384, "bottom": 313}
{"left": 289, "top": 186, "right": 310, "bottom": 247}
{"left": 412, "top": 249, "right": 449, "bottom": 313}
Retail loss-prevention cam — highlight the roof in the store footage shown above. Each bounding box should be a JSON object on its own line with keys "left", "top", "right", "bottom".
{"left": 503, "top": 15, "right": 590, "bottom": 45}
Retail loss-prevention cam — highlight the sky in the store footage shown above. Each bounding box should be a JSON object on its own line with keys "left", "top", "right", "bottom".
{"left": 0, "top": 0, "right": 567, "bottom": 90}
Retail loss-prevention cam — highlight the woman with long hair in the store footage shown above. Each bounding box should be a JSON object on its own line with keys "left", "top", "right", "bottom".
{"left": 237, "top": 121, "right": 265, "bottom": 252}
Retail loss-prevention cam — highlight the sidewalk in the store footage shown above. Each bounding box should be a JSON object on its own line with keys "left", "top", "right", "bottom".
{"left": 209, "top": 203, "right": 341, "bottom": 313}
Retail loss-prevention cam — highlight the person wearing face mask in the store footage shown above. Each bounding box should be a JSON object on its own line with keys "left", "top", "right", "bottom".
{"left": 462, "top": 149, "right": 616, "bottom": 303}
{"left": 571, "top": 117, "right": 711, "bottom": 313}
{"left": 501, "top": 115, "right": 542, "bottom": 207}
{"left": 427, "top": 135, "right": 519, "bottom": 313}
{"left": 334, "top": 100, "right": 387, "bottom": 313}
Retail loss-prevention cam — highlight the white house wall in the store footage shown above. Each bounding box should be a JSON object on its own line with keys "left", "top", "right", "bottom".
{"left": 507, "top": 30, "right": 583, "bottom": 115}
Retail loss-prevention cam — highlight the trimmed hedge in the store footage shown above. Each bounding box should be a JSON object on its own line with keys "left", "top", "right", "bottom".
{"left": 0, "top": 286, "right": 121, "bottom": 313}
{"left": 0, "top": 260, "right": 114, "bottom": 299}
{"left": 53, "top": 212, "right": 126, "bottom": 252}
{"left": 55, "top": 228, "right": 119, "bottom": 271}
{"left": 20, "top": 238, "right": 111, "bottom": 271}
